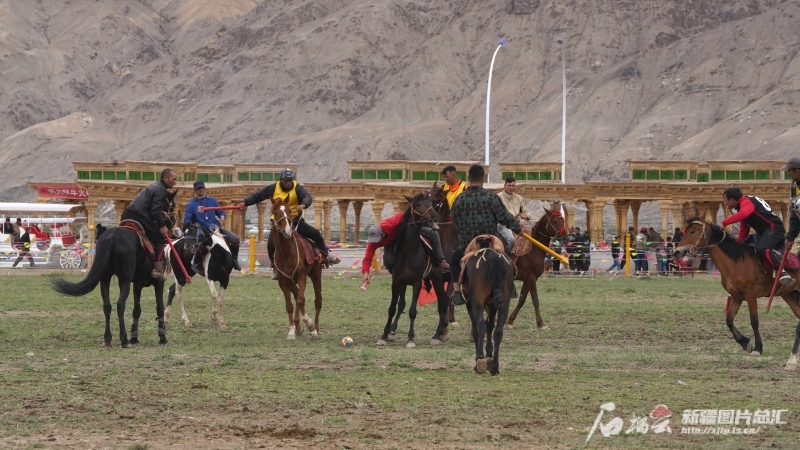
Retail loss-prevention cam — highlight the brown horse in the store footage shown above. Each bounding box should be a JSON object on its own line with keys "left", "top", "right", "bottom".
{"left": 462, "top": 236, "right": 515, "bottom": 375}
{"left": 507, "top": 208, "right": 566, "bottom": 329}
{"left": 675, "top": 218, "right": 800, "bottom": 370}
{"left": 427, "top": 182, "right": 459, "bottom": 323}
{"left": 270, "top": 195, "right": 323, "bottom": 340}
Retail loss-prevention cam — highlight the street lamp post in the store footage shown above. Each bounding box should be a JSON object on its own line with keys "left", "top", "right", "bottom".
{"left": 485, "top": 39, "right": 506, "bottom": 168}
{"left": 557, "top": 37, "right": 566, "bottom": 184}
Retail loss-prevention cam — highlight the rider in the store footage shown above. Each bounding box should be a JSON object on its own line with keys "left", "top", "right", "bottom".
{"left": 360, "top": 211, "right": 449, "bottom": 287}
{"left": 449, "top": 164, "right": 521, "bottom": 306}
{"left": 237, "top": 168, "right": 341, "bottom": 278}
{"left": 183, "top": 181, "right": 242, "bottom": 274}
{"left": 720, "top": 186, "right": 794, "bottom": 286}
{"left": 121, "top": 168, "right": 177, "bottom": 280}
{"left": 496, "top": 176, "right": 532, "bottom": 251}
{"left": 440, "top": 165, "right": 466, "bottom": 210}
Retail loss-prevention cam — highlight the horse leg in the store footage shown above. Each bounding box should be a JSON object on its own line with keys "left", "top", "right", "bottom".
{"left": 745, "top": 295, "right": 763, "bottom": 355}
{"left": 485, "top": 306, "right": 496, "bottom": 363}
{"left": 472, "top": 295, "right": 488, "bottom": 374}
{"left": 153, "top": 280, "right": 168, "bottom": 345}
{"left": 116, "top": 280, "right": 131, "bottom": 348}
{"left": 280, "top": 278, "right": 298, "bottom": 340}
{"left": 298, "top": 269, "right": 318, "bottom": 336}
{"left": 101, "top": 278, "right": 113, "bottom": 347}
{"left": 506, "top": 282, "right": 528, "bottom": 328}
{"left": 207, "top": 276, "right": 221, "bottom": 327}
{"left": 175, "top": 282, "right": 191, "bottom": 327}
{"left": 528, "top": 279, "right": 548, "bottom": 330}
{"left": 378, "top": 282, "right": 401, "bottom": 346}
{"left": 307, "top": 268, "right": 322, "bottom": 337}
{"left": 430, "top": 275, "right": 450, "bottom": 345}
{"left": 389, "top": 285, "right": 407, "bottom": 340}
{"left": 725, "top": 296, "right": 752, "bottom": 352}
{"left": 129, "top": 286, "right": 142, "bottom": 345}
{"left": 217, "top": 277, "right": 229, "bottom": 330}
{"left": 406, "top": 283, "right": 421, "bottom": 348}
{"left": 295, "top": 275, "right": 308, "bottom": 337}
{"left": 779, "top": 292, "right": 800, "bottom": 370}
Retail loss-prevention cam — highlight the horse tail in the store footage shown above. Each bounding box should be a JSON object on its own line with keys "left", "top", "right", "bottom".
{"left": 50, "top": 237, "right": 112, "bottom": 297}
{"left": 484, "top": 251, "right": 509, "bottom": 310}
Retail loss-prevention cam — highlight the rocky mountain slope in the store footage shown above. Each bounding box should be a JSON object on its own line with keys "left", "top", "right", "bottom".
{"left": 1, "top": 0, "right": 799, "bottom": 201}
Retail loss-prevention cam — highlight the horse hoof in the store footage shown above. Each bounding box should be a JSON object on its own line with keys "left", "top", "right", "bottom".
{"left": 484, "top": 357, "right": 493, "bottom": 366}
{"left": 406, "top": 341, "right": 416, "bottom": 349}
{"left": 218, "top": 322, "right": 226, "bottom": 329}
{"left": 538, "top": 324, "right": 550, "bottom": 330}
{"left": 184, "top": 321, "right": 193, "bottom": 328}
{"left": 296, "top": 328, "right": 304, "bottom": 336}
{"left": 430, "top": 339, "right": 442, "bottom": 346}
{"left": 159, "top": 337, "right": 168, "bottom": 346}
{"left": 287, "top": 334, "right": 296, "bottom": 340}
{"left": 490, "top": 369, "right": 500, "bottom": 376}
{"left": 102, "top": 341, "right": 112, "bottom": 347}
{"left": 121, "top": 343, "right": 131, "bottom": 349}
{"left": 310, "top": 330, "right": 319, "bottom": 339}
{"left": 475, "top": 359, "right": 487, "bottom": 374}
{"left": 746, "top": 342, "right": 755, "bottom": 353}
{"left": 505, "top": 324, "right": 514, "bottom": 330}
{"left": 785, "top": 363, "right": 798, "bottom": 371}
{"left": 376, "top": 339, "right": 388, "bottom": 346}
{"left": 439, "top": 332, "right": 450, "bottom": 343}
{"left": 450, "top": 321, "right": 460, "bottom": 327}
{"left": 387, "top": 333, "right": 395, "bottom": 342}
{"left": 129, "top": 338, "right": 139, "bottom": 345}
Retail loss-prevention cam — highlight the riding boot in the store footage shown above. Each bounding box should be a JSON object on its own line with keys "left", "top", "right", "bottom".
{"left": 151, "top": 260, "right": 166, "bottom": 281}
{"left": 510, "top": 282, "right": 518, "bottom": 299}
{"left": 451, "top": 282, "right": 466, "bottom": 306}
{"left": 779, "top": 270, "right": 795, "bottom": 286}
{"left": 230, "top": 245, "right": 241, "bottom": 271}
{"left": 324, "top": 252, "right": 341, "bottom": 266}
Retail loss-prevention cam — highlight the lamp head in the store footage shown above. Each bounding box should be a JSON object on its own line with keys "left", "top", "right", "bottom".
{"left": 557, "top": 37, "right": 564, "bottom": 44}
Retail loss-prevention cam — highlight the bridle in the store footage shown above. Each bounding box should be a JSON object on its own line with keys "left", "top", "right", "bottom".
{"left": 427, "top": 191, "right": 452, "bottom": 225}
{"left": 409, "top": 203, "right": 437, "bottom": 228}
{"left": 534, "top": 212, "right": 563, "bottom": 239}
{"left": 679, "top": 220, "right": 726, "bottom": 256}
{"left": 270, "top": 203, "right": 302, "bottom": 280}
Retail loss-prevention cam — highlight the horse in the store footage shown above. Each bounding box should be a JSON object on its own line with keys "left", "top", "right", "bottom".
{"left": 50, "top": 191, "right": 177, "bottom": 347}
{"left": 427, "top": 182, "right": 460, "bottom": 324}
{"left": 506, "top": 207, "right": 566, "bottom": 329}
{"left": 377, "top": 192, "right": 450, "bottom": 348}
{"left": 462, "top": 236, "right": 515, "bottom": 375}
{"left": 270, "top": 195, "right": 323, "bottom": 340}
{"left": 164, "top": 222, "right": 234, "bottom": 328}
{"left": 674, "top": 218, "right": 800, "bottom": 370}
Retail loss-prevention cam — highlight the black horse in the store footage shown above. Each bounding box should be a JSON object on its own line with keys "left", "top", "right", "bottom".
{"left": 377, "top": 193, "right": 450, "bottom": 347}
{"left": 462, "top": 236, "right": 514, "bottom": 375}
{"left": 165, "top": 223, "right": 234, "bottom": 329}
{"left": 50, "top": 191, "right": 177, "bottom": 347}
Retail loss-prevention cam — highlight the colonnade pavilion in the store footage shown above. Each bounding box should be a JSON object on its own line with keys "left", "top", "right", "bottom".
{"left": 29, "top": 159, "right": 794, "bottom": 267}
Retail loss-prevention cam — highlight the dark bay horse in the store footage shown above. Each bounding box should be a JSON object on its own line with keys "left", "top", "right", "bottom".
{"left": 462, "top": 237, "right": 515, "bottom": 375}
{"left": 427, "top": 182, "right": 460, "bottom": 324}
{"left": 50, "top": 191, "right": 177, "bottom": 347}
{"left": 675, "top": 218, "right": 800, "bottom": 370}
{"left": 377, "top": 193, "right": 450, "bottom": 348}
{"left": 165, "top": 223, "right": 234, "bottom": 328}
{"left": 507, "top": 208, "right": 566, "bottom": 329}
{"left": 271, "top": 195, "right": 323, "bottom": 340}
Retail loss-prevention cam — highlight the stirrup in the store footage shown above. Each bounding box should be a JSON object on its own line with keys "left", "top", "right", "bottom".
{"left": 451, "top": 291, "right": 466, "bottom": 306}
{"left": 779, "top": 272, "right": 795, "bottom": 286}
{"left": 326, "top": 254, "right": 341, "bottom": 265}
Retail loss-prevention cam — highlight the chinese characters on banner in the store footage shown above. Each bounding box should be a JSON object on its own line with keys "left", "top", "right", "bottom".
{"left": 37, "top": 186, "right": 89, "bottom": 200}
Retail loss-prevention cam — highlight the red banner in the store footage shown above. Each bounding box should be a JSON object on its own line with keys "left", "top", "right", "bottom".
{"left": 37, "top": 185, "right": 89, "bottom": 199}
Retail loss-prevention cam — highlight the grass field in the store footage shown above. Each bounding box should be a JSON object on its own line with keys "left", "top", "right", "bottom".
{"left": 1, "top": 272, "right": 798, "bottom": 449}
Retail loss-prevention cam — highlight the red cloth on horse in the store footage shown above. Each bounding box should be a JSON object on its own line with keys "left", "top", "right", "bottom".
{"left": 297, "top": 236, "right": 323, "bottom": 265}
{"left": 419, "top": 281, "right": 449, "bottom": 306}
{"left": 118, "top": 219, "right": 155, "bottom": 260}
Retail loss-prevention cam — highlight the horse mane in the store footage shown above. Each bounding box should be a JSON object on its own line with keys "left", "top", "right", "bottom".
{"left": 685, "top": 216, "right": 755, "bottom": 262}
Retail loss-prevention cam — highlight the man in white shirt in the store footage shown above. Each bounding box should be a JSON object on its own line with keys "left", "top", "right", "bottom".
{"left": 496, "top": 176, "right": 532, "bottom": 250}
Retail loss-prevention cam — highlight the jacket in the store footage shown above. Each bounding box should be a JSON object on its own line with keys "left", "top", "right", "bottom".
{"left": 124, "top": 180, "right": 171, "bottom": 232}
{"left": 451, "top": 185, "right": 520, "bottom": 251}
{"left": 184, "top": 196, "right": 225, "bottom": 228}
{"left": 243, "top": 182, "right": 313, "bottom": 214}
{"left": 361, "top": 212, "right": 405, "bottom": 274}
{"left": 721, "top": 196, "right": 784, "bottom": 242}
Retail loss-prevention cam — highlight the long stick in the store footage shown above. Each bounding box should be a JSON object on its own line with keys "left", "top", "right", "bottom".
{"left": 521, "top": 232, "right": 569, "bottom": 265}
{"left": 198, "top": 205, "right": 246, "bottom": 212}
{"left": 766, "top": 250, "right": 789, "bottom": 313}
{"left": 165, "top": 234, "right": 191, "bottom": 283}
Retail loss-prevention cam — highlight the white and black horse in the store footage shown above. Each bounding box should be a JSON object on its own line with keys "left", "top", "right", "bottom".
{"left": 165, "top": 223, "right": 234, "bottom": 328}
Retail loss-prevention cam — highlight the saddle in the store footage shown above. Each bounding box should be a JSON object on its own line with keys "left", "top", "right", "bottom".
{"left": 459, "top": 235, "right": 512, "bottom": 283}
{"left": 760, "top": 249, "right": 800, "bottom": 273}
{"left": 118, "top": 219, "right": 155, "bottom": 260}
{"left": 511, "top": 225, "right": 533, "bottom": 256}
{"left": 297, "top": 236, "right": 324, "bottom": 266}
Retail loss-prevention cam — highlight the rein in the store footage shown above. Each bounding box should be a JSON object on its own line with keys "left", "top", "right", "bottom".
{"left": 271, "top": 205, "right": 302, "bottom": 280}
{"left": 409, "top": 205, "right": 436, "bottom": 227}
{"left": 683, "top": 220, "right": 726, "bottom": 255}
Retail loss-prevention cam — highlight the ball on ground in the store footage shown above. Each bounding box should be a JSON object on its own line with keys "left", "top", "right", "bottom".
{"left": 341, "top": 336, "right": 354, "bottom": 348}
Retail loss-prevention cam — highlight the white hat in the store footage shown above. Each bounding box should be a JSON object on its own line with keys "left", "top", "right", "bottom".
{"left": 367, "top": 225, "right": 383, "bottom": 243}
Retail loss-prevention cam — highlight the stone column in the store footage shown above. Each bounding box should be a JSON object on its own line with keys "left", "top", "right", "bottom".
{"left": 353, "top": 201, "right": 364, "bottom": 246}
{"left": 630, "top": 201, "right": 642, "bottom": 233}
{"left": 779, "top": 202, "right": 789, "bottom": 223}
{"left": 229, "top": 201, "right": 246, "bottom": 239}
{"left": 312, "top": 200, "right": 324, "bottom": 230}
{"left": 613, "top": 200, "right": 629, "bottom": 236}
{"left": 322, "top": 201, "right": 333, "bottom": 244}
{"left": 670, "top": 202, "right": 685, "bottom": 234}
{"left": 564, "top": 203, "right": 577, "bottom": 228}
{"left": 255, "top": 202, "right": 267, "bottom": 242}
{"left": 371, "top": 201, "right": 385, "bottom": 224}
{"left": 337, "top": 200, "right": 350, "bottom": 245}
{"left": 84, "top": 199, "right": 99, "bottom": 268}
{"left": 585, "top": 201, "right": 605, "bottom": 243}
{"left": 659, "top": 201, "right": 671, "bottom": 239}
{"left": 113, "top": 200, "right": 129, "bottom": 224}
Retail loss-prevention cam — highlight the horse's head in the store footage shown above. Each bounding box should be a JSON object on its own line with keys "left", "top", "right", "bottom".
{"left": 163, "top": 190, "right": 178, "bottom": 230}
{"left": 183, "top": 222, "right": 213, "bottom": 258}
{"left": 673, "top": 217, "right": 713, "bottom": 264}
{"left": 404, "top": 193, "right": 439, "bottom": 229}
{"left": 427, "top": 181, "right": 447, "bottom": 212}
{"left": 536, "top": 207, "right": 566, "bottom": 239}
{"left": 270, "top": 194, "right": 294, "bottom": 238}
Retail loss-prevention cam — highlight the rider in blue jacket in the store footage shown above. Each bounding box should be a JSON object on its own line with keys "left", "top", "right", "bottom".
{"left": 183, "top": 181, "right": 241, "bottom": 273}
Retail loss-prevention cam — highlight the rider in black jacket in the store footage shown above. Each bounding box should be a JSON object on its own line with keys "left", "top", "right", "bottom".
{"left": 121, "top": 168, "right": 177, "bottom": 280}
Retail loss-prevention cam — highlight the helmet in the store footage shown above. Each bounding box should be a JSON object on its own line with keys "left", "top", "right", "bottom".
{"left": 279, "top": 168, "right": 295, "bottom": 180}
{"left": 791, "top": 196, "right": 800, "bottom": 219}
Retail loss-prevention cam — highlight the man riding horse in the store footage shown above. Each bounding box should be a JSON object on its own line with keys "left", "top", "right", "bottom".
{"left": 720, "top": 186, "right": 794, "bottom": 287}
{"left": 121, "top": 168, "right": 177, "bottom": 280}
{"left": 440, "top": 165, "right": 466, "bottom": 210}
{"left": 237, "top": 168, "right": 341, "bottom": 278}
{"left": 449, "top": 164, "right": 521, "bottom": 306}
{"left": 183, "top": 180, "right": 242, "bottom": 273}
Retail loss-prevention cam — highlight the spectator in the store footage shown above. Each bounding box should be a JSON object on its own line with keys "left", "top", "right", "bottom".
{"left": 2, "top": 217, "right": 13, "bottom": 234}
{"left": 635, "top": 226, "right": 649, "bottom": 275}
{"left": 665, "top": 236, "right": 676, "bottom": 275}
{"left": 95, "top": 223, "right": 108, "bottom": 240}
{"left": 606, "top": 235, "right": 621, "bottom": 274}
{"left": 672, "top": 227, "right": 684, "bottom": 243}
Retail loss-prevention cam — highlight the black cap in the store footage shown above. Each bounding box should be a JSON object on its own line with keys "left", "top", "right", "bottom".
{"left": 193, "top": 181, "right": 205, "bottom": 190}
{"left": 780, "top": 157, "right": 800, "bottom": 171}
